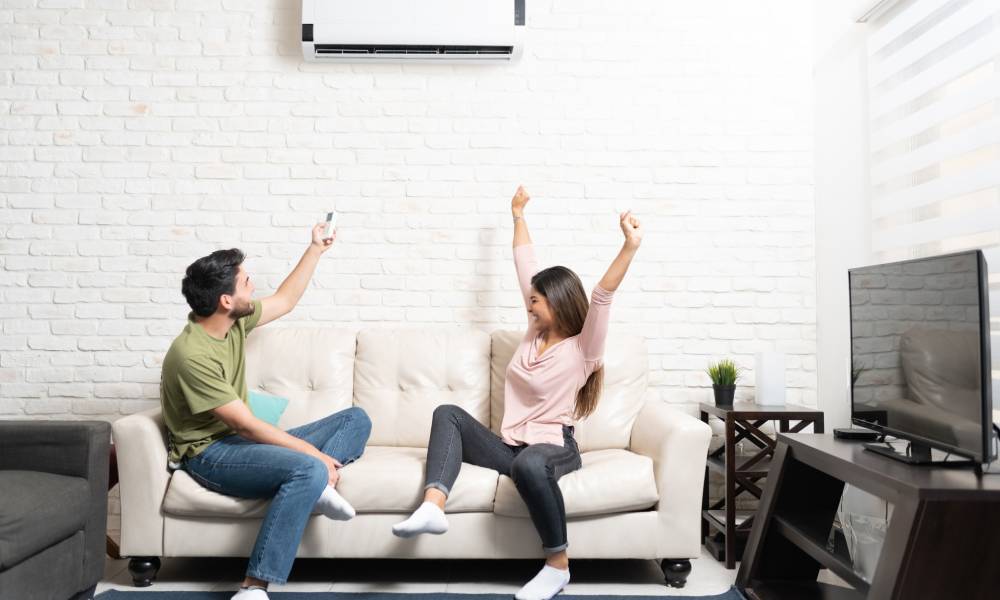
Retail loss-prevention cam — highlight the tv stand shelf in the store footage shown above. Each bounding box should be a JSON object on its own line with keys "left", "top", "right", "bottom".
{"left": 737, "top": 433, "right": 1000, "bottom": 600}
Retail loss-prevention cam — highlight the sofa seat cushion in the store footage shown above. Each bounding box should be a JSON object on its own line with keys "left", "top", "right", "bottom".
{"left": 162, "top": 446, "right": 499, "bottom": 518}
{"left": 0, "top": 470, "right": 89, "bottom": 569}
{"left": 337, "top": 446, "right": 499, "bottom": 513}
{"left": 493, "top": 449, "right": 659, "bottom": 519}
{"left": 162, "top": 470, "right": 269, "bottom": 519}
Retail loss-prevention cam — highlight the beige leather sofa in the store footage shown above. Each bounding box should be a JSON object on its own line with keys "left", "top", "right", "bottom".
{"left": 112, "top": 328, "right": 712, "bottom": 588}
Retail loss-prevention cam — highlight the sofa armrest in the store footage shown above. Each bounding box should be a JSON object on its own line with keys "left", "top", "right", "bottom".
{"left": 111, "top": 408, "right": 170, "bottom": 557}
{"left": 0, "top": 420, "right": 109, "bottom": 480}
{"left": 630, "top": 401, "right": 712, "bottom": 559}
{"left": 0, "top": 420, "right": 110, "bottom": 588}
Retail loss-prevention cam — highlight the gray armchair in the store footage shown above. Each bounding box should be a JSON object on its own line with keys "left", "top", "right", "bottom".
{"left": 0, "top": 421, "right": 110, "bottom": 600}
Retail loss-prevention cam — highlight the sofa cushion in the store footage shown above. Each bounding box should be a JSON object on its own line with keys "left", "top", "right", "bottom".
{"left": 493, "top": 449, "right": 659, "bottom": 518}
{"left": 0, "top": 470, "right": 89, "bottom": 569}
{"left": 245, "top": 328, "right": 357, "bottom": 430}
{"left": 491, "top": 331, "right": 648, "bottom": 452}
{"left": 162, "top": 470, "right": 268, "bottom": 519}
{"left": 248, "top": 389, "right": 289, "bottom": 426}
{"left": 161, "top": 446, "right": 499, "bottom": 518}
{"left": 336, "top": 446, "right": 498, "bottom": 513}
{"left": 355, "top": 329, "right": 492, "bottom": 447}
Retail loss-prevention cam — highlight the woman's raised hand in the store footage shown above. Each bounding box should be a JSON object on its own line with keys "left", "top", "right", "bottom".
{"left": 511, "top": 185, "right": 531, "bottom": 216}
{"left": 620, "top": 211, "right": 642, "bottom": 250}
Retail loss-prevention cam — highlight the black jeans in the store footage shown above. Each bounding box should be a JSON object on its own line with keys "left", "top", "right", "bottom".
{"left": 424, "top": 404, "right": 582, "bottom": 553}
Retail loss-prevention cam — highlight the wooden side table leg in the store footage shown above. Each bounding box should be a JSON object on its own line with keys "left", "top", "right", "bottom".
{"left": 701, "top": 410, "right": 709, "bottom": 541}
{"left": 702, "top": 464, "right": 709, "bottom": 540}
{"left": 725, "top": 415, "right": 737, "bottom": 569}
{"left": 106, "top": 537, "right": 121, "bottom": 560}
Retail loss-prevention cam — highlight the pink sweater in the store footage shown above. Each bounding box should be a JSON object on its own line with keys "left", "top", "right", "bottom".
{"left": 500, "top": 244, "right": 614, "bottom": 447}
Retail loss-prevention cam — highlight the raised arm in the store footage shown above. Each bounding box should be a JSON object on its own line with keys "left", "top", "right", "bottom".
{"left": 511, "top": 186, "right": 539, "bottom": 309}
{"left": 598, "top": 211, "right": 642, "bottom": 292}
{"left": 512, "top": 185, "right": 532, "bottom": 248}
{"left": 258, "top": 222, "right": 335, "bottom": 327}
{"left": 578, "top": 212, "right": 643, "bottom": 363}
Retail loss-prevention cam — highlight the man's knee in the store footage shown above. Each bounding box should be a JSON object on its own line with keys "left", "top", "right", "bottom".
{"left": 345, "top": 406, "right": 372, "bottom": 434}
{"left": 292, "top": 455, "right": 329, "bottom": 492}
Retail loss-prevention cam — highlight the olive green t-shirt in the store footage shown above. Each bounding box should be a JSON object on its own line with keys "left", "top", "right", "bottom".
{"left": 160, "top": 299, "right": 263, "bottom": 463}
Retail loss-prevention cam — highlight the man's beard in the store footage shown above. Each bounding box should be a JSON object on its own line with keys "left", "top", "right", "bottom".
{"left": 229, "top": 299, "right": 255, "bottom": 320}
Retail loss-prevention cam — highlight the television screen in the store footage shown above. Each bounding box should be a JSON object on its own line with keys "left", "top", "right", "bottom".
{"left": 849, "top": 250, "right": 993, "bottom": 462}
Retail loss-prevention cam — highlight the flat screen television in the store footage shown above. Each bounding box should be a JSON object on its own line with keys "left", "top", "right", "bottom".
{"left": 849, "top": 250, "right": 994, "bottom": 464}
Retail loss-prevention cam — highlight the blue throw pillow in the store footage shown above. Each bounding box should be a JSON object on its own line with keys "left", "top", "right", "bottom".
{"left": 248, "top": 389, "right": 289, "bottom": 426}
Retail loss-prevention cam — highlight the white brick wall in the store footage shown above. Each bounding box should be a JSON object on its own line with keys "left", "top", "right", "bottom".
{"left": 0, "top": 0, "right": 817, "bottom": 421}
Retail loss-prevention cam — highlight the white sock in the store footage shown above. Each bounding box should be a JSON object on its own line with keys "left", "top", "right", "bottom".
{"left": 231, "top": 587, "right": 269, "bottom": 600}
{"left": 515, "top": 565, "right": 570, "bottom": 600}
{"left": 314, "top": 485, "right": 356, "bottom": 521}
{"left": 391, "top": 501, "right": 449, "bottom": 538}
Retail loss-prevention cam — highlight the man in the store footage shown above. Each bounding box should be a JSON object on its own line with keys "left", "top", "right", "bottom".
{"left": 161, "top": 223, "right": 370, "bottom": 600}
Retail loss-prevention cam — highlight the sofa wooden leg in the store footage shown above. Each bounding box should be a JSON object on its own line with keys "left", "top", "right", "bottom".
{"left": 128, "top": 557, "right": 161, "bottom": 587}
{"left": 661, "top": 558, "right": 691, "bottom": 588}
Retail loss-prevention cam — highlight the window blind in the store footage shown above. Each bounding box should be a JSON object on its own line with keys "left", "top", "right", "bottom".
{"left": 866, "top": 0, "right": 1000, "bottom": 400}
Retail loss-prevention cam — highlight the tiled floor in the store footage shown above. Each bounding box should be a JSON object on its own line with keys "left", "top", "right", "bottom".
{"left": 98, "top": 548, "right": 739, "bottom": 597}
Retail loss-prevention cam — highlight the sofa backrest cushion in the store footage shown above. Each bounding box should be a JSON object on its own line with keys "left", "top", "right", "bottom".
{"left": 355, "top": 328, "right": 492, "bottom": 447}
{"left": 245, "top": 328, "right": 357, "bottom": 429}
{"left": 490, "top": 330, "right": 648, "bottom": 452}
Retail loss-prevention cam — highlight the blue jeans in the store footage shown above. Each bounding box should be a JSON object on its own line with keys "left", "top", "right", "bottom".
{"left": 183, "top": 406, "right": 372, "bottom": 584}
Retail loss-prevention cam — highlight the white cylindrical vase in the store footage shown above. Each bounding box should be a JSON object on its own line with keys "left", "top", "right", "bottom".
{"left": 755, "top": 352, "right": 786, "bottom": 405}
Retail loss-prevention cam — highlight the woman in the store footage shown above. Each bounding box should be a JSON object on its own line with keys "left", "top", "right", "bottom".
{"left": 392, "top": 186, "right": 643, "bottom": 600}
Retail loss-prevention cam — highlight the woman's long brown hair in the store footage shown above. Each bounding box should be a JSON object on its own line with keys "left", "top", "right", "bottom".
{"left": 530, "top": 266, "right": 604, "bottom": 419}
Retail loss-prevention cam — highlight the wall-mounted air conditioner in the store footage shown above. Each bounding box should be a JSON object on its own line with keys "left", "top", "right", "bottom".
{"left": 302, "top": 0, "right": 526, "bottom": 63}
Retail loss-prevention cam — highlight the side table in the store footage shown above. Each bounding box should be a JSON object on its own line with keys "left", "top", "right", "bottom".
{"left": 699, "top": 401, "right": 824, "bottom": 569}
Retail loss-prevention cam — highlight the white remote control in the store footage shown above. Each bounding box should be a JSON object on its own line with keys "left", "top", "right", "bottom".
{"left": 323, "top": 211, "right": 338, "bottom": 241}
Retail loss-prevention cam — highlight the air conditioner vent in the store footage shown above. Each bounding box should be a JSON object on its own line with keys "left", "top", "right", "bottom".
{"left": 314, "top": 44, "right": 514, "bottom": 58}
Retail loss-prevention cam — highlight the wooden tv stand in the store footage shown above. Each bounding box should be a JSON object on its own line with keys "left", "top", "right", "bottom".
{"left": 736, "top": 433, "right": 1000, "bottom": 600}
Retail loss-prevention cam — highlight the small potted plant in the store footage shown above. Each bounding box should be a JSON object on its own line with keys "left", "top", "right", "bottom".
{"left": 706, "top": 359, "right": 742, "bottom": 407}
